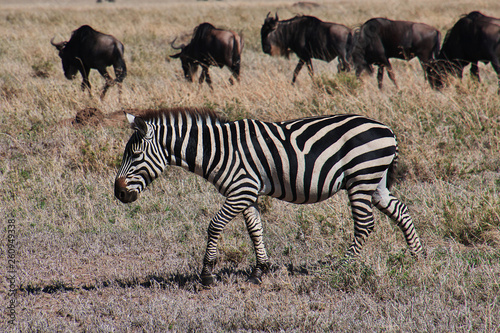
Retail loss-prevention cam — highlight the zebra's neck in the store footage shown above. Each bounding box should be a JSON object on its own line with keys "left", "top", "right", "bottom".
{"left": 160, "top": 112, "right": 228, "bottom": 183}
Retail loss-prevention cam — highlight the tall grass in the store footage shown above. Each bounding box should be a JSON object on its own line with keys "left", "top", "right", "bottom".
{"left": 1, "top": 0, "right": 499, "bottom": 332}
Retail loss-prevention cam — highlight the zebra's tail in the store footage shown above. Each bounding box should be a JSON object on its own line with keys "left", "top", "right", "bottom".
{"left": 386, "top": 145, "right": 399, "bottom": 190}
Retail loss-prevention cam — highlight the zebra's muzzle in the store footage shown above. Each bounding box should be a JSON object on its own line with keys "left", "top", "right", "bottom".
{"left": 114, "top": 177, "right": 139, "bottom": 203}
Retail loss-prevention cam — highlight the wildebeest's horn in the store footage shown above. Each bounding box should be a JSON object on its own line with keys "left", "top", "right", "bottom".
{"left": 170, "top": 37, "right": 185, "bottom": 50}
{"left": 266, "top": 12, "right": 271, "bottom": 19}
{"left": 50, "top": 37, "right": 66, "bottom": 50}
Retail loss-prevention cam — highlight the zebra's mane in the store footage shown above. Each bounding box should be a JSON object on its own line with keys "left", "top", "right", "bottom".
{"left": 135, "top": 107, "right": 228, "bottom": 124}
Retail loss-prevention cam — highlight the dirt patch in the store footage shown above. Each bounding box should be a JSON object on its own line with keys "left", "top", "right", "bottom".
{"left": 72, "top": 107, "right": 104, "bottom": 127}
{"left": 57, "top": 108, "right": 130, "bottom": 128}
{"left": 60, "top": 107, "right": 175, "bottom": 129}
{"left": 103, "top": 110, "right": 128, "bottom": 127}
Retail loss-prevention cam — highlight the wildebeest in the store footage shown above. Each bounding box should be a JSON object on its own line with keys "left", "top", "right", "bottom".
{"left": 352, "top": 18, "right": 441, "bottom": 89}
{"left": 260, "top": 13, "right": 354, "bottom": 84}
{"left": 427, "top": 11, "right": 500, "bottom": 93}
{"left": 51, "top": 25, "right": 127, "bottom": 99}
{"left": 170, "top": 23, "right": 244, "bottom": 87}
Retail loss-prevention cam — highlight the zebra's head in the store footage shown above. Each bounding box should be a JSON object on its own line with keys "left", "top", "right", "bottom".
{"left": 115, "top": 113, "right": 166, "bottom": 203}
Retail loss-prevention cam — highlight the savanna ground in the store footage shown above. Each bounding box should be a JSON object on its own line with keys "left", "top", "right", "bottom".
{"left": 1, "top": 0, "right": 500, "bottom": 331}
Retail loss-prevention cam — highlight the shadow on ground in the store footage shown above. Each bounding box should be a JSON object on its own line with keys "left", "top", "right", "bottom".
{"left": 18, "top": 262, "right": 321, "bottom": 295}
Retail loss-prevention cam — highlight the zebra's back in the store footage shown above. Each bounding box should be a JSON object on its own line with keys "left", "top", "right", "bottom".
{"left": 233, "top": 114, "right": 397, "bottom": 204}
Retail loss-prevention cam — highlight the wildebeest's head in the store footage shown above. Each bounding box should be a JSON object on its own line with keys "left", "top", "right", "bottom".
{"left": 51, "top": 37, "right": 79, "bottom": 80}
{"left": 261, "top": 12, "right": 286, "bottom": 56}
{"left": 351, "top": 28, "right": 375, "bottom": 76}
{"left": 170, "top": 38, "right": 199, "bottom": 82}
{"left": 426, "top": 60, "right": 462, "bottom": 90}
{"left": 426, "top": 60, "right": 445, "bottom": 89}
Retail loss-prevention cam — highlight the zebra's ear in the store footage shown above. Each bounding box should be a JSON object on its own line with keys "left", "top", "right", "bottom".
{"left": 125, "top": 113, "right": 148, "bottom": 137}
{"left": 125, "top": 113, "right": 136, "bottom": 125}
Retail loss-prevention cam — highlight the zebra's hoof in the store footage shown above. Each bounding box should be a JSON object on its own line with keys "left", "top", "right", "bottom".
{"left": 247, "top": 276, "right": 262, "bottom": 285}
{"left": 201, "top": 274, "right": 215, "bottom": 286}
{"left": 412, "top": 249, "right": 427, "bottom": 260}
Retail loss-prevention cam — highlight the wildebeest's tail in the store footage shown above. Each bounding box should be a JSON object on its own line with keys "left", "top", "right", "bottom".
{"left": 116, "top": 58, "right": 127, "bottom": 83}
{"left": 344, "top": 30, "right": 355, "bottom": 70}
{"left": 115, "top": 43, "right": 127, "bottom": 83}
{"left": 231, "top": 32, "right": 244, "bottom": 80}
{"left": 432, "top": 30, "right": 442, "bottom": 60}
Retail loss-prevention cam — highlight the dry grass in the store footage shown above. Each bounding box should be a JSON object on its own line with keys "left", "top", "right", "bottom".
{"left": 1, "top": 0, "right": 500, "bottom": 332}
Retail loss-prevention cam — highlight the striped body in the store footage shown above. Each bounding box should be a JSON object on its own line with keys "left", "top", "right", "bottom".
{"left": 115, "top": 108, "right": 424, "bottom": 285}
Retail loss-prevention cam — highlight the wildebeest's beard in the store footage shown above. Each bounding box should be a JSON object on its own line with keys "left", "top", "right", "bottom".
{"left": 181, "top": 58, "right": 199, "bottom": 82}
{"left": 261, "top": 28, "right": 273, "bottom": 54}
{"left": 426, "top": 60, "right": 462, "bottom": 89}
{"left": 261, "top": 36, "right": 271, "bottom": 54}
{"left": 60, "top": 54, "right": 79, "bottom": 80}
{"left": 261, "top": 31, "right": 290, "bottom": 58}
{"left": 426, "top": 62, "right": 445, "bottom": 89}
{"left": 352, "top": 50, "right": 372, "bottom": 75}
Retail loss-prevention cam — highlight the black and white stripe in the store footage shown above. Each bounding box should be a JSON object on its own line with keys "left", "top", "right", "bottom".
{"left": 115, "top": 108, "right": 424, "bottom": 285}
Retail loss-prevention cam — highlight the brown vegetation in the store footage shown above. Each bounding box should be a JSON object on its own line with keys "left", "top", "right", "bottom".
{"left": 1, "top": 0, "right": 499, "bottom": 332}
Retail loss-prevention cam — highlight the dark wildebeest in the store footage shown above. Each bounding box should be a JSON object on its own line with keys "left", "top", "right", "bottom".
{"left": 170, "top": 23, "right": 244, "bottom": 87}
{"left": 427, "top": 11, "right": 500, "bottom": 93}
{"left": 352, "top": 18, "right": 441, "bottom": 89}
{"left": 51, "top": 25, "right": 127, "bottom": 99}
{"left": 260, "top": 13, "right": 354, "bottom": 84}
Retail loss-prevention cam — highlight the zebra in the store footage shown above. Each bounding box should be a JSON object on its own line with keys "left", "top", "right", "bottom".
{"left": 115, "top": 107, "right": 424, "bottom": 286}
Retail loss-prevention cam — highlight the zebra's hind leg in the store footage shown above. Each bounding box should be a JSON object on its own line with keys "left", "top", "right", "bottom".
{"left": 345, "top": 191, "right": 376, "bottom": 259}
{"left": 243, "top": 204, "right": 269, "bottom": 284}
{"left": 372, "top": 185, "right": 425, "bottom": 257}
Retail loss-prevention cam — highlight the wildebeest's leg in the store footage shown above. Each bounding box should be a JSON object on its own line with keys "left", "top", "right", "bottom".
{"left": 306, "top": 59, "right": 314, "bottom": 78}
{"left": 242, "top": 204, "right": 269, "bottom": 284}
{"left": 201, "top": 195, "right": 257, "bottom": 286}
{"left": 337, "top": 54, "right": 350, "bottom": 72}
{"left": 98, "top": 68, "right": 114, "bottom": 100}
{"left": 377, "top": 66, "right": 385, "bottom": 89}
{"left": 470, "top": 62, "right": 480, "bottom": 82}
{"left": 292, "top": 59, "right": 305, "bottom": 84}
{"left": 419, "top": 61, "right": 429, "bottom": 82}
{"left": 114, "top": 62, "right": 127, "bottom": 99}
{"left": 199, "top": 66, "right": 213, "bottom": 89}
{"left": 386, "top": 63, "right": 399, "bottom": 89}
{"left": 80, "top": 66, "right": 92, "bottom": 94}
{"left": 229, "top": 55, "right": 241, "bottom": 85}
{"left": 491, "top": 60, "right": 500, "bottom": 94}
{"left": 198, "top": 68, "right": 206, "bottom": 84}
{"left": 229, "top": 65, "right": 240, "bottom": 85}
{"left": 372, "top": 177, "right": 424, "bottom": 257}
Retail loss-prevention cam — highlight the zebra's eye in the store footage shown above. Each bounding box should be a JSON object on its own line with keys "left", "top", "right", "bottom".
{"left": 131, "top": 151, "right": 143, "bottom": 159}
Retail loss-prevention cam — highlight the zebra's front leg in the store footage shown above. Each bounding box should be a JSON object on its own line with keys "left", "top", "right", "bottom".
{"left": 243, "top": 204, "right": 269, "bottom": 284}
{"left": 200, "top": 197, "right": 252, "bottom": 286}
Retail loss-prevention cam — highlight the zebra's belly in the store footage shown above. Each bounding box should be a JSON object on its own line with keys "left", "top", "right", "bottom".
{"left": 260, "top": 173, "right": 346, "bottom": 204}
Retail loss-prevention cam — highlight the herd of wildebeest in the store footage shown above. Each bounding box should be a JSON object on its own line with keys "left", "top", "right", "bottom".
{"left": 50, "top": 10, "right": 500, "bottom": 98}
